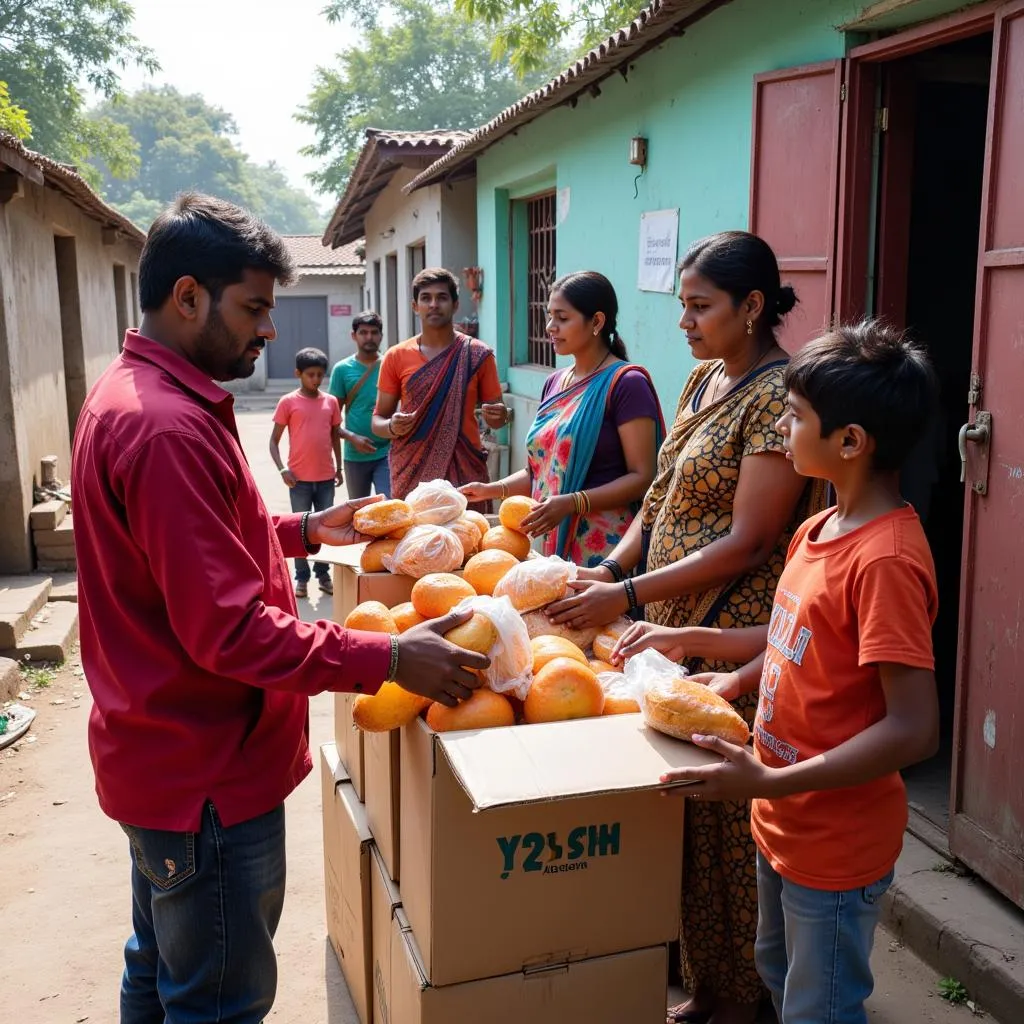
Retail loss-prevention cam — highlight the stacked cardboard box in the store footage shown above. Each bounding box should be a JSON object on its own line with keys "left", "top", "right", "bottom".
{"left": 319, "top": 541, "right": 717, "bottom": 1022}
{"left": 323, "top": 717, "right": 716, "bottom": 1022}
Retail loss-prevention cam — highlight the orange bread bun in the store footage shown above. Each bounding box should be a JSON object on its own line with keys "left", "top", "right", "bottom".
{"left": 353, "top": 499, "right": 415, "bottom": 538}
{"left": 410, "top": 572, "right": 477, "bottom": 618}
{"left": 448, "top": 516, "right": 482, "bottom": 563}
{"left": 353, "top": 682, "right": 430, "bottom": 732}
{"left": 493, "top": 557, "right": 573, "bottom": 613}
{"left": 463, "top": 549, "right": 519, "bottom": 596}
{"left": 344, "top": 601, "right": 398, "bottom": 634}
{"left": 498, "top": 495, "right": 538, "bottom": 534}
{"left": 426, "top": 688, "right": 515, "bottom": 733}
{"left": 481, "top": 525, "right": 532, "bottom": 561}
{"left": 592, "top": 617, "right": 633, "bottom": 663}
{"left": 390, "top": 602, "right": 426, "bottom": 633}
{"left": 643, "top": 678, "right": 750, "bottom": 745}
{"left": 523, "top": 657, "right": 605, "bottom": 724}
{"left": 603, "top": 694, "right": 641, "bottom": 715}
{"left": 531, "top": 635, "right": 587, "bottom": 675}
{"left": 444, "top": 612, "right": 498, "bottom": 657}
{"left": 360, "top": 537, "right": 400, "bottom": 573}
{"left": 521, "top": 610, "right": 601, "bottom": 651}
{"left": 589, "top": 659, "right": 616, "bottom": 675}
{"left": 463, "top": 509, "right": 491, "bottom": 540}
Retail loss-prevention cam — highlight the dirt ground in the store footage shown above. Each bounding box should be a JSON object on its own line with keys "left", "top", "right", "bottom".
{"left": 0, "top": 405, "right": 983, "bottom": 1023}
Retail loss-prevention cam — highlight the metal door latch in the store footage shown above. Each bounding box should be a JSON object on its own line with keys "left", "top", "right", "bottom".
{"left": 958, "top": 411, "right": 992, "bottom": 494}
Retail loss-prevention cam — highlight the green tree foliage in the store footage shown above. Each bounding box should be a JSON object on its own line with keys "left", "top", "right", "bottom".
{"left": 92, "top": 86, "right": 324, "bottom": 233}
{"left": 0, "top": 0, "right": 157, "bottom": 180}
{"left": 324, "top": 0, "right": 646, "bottom": 79}
{"left": 0, "top": 80, "right": 30, "bottom": 140}
{"left": 301, "top": 0, "right": 565, "bottom": 195}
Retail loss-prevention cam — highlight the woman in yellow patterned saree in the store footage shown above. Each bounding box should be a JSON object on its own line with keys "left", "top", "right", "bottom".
{"left": 549, "top": 231, "right": 826, "bottom": 1024}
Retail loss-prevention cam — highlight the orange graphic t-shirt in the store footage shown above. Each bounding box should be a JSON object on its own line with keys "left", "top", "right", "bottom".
{"left": 751, "top": 505, "right": 938, "bottom": 890}
{"left": 377, "top": 338, "right": 502, "bottom": 450}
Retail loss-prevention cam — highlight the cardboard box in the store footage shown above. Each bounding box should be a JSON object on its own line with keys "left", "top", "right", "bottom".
{"left": 370, "top": 844, "right": 403, "bottom": 1024}
{"left": 389, "top": 907, "right": 668, "bottom": 1023}
{"left": 321, "top": 744, "right": 373, "bottom": 1024}
{"left": 334, "top": 693, "right": 365, "bottom": 801}
{"left": 365, "top": 727, "right": 401, "bottom": 882}
{"left": 400, "top": 713, "right": 715, "bottom": 987}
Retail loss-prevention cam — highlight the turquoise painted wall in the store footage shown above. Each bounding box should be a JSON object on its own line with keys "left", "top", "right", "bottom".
{"left": 477, "top": 0, "right": 866, "bottom": 423}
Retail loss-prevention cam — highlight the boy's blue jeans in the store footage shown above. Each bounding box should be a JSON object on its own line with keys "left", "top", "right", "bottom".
{"left": 289, "top": 478, "right": 336, "bottom": 582}
{"left": 119, "top": 803, "right": 286, "bottom": 1023}
{"left": 343, "top": 457, "right": 391, "bottom": 500}
{"left": 755, "top": 851, "right": 893, "bottom": 1024}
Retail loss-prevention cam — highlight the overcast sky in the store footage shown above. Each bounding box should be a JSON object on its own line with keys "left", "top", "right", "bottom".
{"left": 115, "top": 0, "right": 356, "bottom": 199}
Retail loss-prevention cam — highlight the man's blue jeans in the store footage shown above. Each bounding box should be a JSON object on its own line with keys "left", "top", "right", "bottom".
{"left": 755, "top": 850, "right": 893, "bottom": 1024}
{"left": 119, "top": 803, "right": 286, "bottom": 1024}
{"left": 288, "top": 478, "right": 335, "bottom": 582}
{"left": 343, "top": 457, "right": 391, "bottom": 500}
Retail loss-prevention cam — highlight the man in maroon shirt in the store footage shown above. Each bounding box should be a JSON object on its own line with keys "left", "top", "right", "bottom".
{"left": 72, "top": 193, "right": 486, "bottom": 1024}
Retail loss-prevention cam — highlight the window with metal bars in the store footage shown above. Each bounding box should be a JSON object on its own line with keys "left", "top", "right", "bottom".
{"left": 512, "top": 191, "right": 557, "bottom": 367}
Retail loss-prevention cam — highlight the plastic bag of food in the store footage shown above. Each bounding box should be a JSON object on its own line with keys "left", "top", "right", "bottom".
{"left": 406, "top": 478, "right": 468, "bottom": 526}
{"left": 596, "top": 671, "right": 644, "bottom": 715}
{"left": 625, "top": 648, "right": 749, "bottom": 745}
{"left": 452, "top": 594, "right": 533, "bottom": 701}
{"left": 381, "top": 524, "right": 463, "bottom": 578}
{"left": 492, "top": 554, "right": 577, "bottom": 613}
{"left": 447, "top": 515, "right": 482, "bottom": 562}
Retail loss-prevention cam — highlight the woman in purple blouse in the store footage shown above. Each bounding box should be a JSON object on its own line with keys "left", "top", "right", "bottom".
{"left": 460, "top": 272, "right": 665, "bottom": 566}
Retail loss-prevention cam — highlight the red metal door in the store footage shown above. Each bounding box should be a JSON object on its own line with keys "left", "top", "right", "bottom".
{"left": 750, "top": 61, "right": 844, "bottom": 352}
{"left": 950, "top": 0, "right": 1024, "bottom": 909}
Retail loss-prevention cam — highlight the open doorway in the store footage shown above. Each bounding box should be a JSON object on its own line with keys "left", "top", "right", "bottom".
{"left": 871, "top": 33, "right": 992, "bottom": 840}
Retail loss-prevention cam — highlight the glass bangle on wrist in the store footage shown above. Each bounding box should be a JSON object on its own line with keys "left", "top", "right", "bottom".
{"left": 600, "top": 558, "right": 625, "bottom": 583}
{"left": 623, "top": 578, "right": 640, "bottom": 613}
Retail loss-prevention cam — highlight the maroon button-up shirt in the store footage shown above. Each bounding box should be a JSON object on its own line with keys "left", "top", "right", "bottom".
{"left": 72, "top": 331, "right": 391, "bottom": 831}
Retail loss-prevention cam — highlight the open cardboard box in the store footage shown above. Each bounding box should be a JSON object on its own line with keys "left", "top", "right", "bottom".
{"left": 399, "top": 712, "right": 716, "bottom": 987}
{"left": 388, "top": 907, "right": 669, "bottom": 1023}
{"left": 321, "top": 743, "right": 373, "bottom": 1024}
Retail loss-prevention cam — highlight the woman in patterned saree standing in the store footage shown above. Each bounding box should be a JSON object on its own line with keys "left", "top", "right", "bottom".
{"left": 461, "top": 271, "right": 665, "bottom": 565}
{"left": 549, "top": 233, "right": 826, "bottom": 1024}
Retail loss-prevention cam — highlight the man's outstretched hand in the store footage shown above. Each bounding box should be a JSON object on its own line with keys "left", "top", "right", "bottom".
{"left": 307, "top": 494, "right": 383, "bottom": 547}
{"left": 394, "top": 609, "right": 490, "bottom": 707}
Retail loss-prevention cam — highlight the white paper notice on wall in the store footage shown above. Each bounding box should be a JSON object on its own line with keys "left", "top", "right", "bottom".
{"left": 557, "top": 187, "right": 571, "bottom": 226}
{"left": 637, "top": 209, "right": 679, "bottom": 293}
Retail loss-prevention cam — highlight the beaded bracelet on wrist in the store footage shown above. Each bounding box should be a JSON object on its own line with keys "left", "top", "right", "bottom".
{"left": 300, "top": 511, "right": 314, "bottom": 553}
{"left": 387, "top": 635, "right": 400, "bottom": 681}
{"left": 623, "top": 577, "right": 640, "bottom": 613}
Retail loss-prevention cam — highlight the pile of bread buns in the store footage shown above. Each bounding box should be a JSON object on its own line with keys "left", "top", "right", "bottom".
{"left": 355, "top": 486, "right": 531, "bottom": 578}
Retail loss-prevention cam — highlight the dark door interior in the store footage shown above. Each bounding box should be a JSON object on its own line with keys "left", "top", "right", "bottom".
{"left": 876, "top": 34, "right": 992, "bottom": 835}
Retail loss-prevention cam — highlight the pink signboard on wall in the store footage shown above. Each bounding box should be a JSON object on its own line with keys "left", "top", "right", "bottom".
{"left": 330, "top": 304, "right": 352, "bottom": 317}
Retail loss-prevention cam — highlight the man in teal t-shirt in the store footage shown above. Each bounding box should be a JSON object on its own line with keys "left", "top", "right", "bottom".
{"left": 328, "top": 311, "right": 391, "bottom": 498}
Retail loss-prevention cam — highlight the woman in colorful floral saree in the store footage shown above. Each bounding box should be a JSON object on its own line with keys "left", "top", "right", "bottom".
{"left": 460, "top": 271, "right": 664, "bottom": 565}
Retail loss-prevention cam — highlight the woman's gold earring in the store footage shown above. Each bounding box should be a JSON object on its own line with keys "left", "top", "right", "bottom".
{"left": 747, "top": 319, "right": 754, "bottom": 335}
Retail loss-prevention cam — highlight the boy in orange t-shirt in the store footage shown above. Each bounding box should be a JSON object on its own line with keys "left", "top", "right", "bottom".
{"left": 618, "top": 322, "right": 940, "bottom": 1024}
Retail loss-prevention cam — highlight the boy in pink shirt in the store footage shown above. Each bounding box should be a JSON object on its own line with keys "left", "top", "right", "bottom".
{"left": 270, "top": 347, "right": 343, "bottom": 598}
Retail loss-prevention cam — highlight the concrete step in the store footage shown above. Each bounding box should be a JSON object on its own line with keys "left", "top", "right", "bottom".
{"left": 34, "top": 515, "right": 75, "bottom": 554}
{"left": 0, "top": 655, "right": 19, "bottom": 700}
{"left": 30, "top": 499, "right": 68, "bottom": 532}
{"left": 883, "top": 832, "right": 1024, "bottom": 1023}
{"left": 0, "top": 576, "right": 53, "bottom": 649}
{"left": 0, "top": 601, "right": 79, "bottom": 663}
{"left": 46, "top": 573, "right": 78, "bottom": 602}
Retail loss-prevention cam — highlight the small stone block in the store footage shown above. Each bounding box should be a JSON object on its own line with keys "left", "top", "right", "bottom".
{"left": 47, "top": 574, "right": 78, "bottom": 602}
{"left": 30, "top": 500, "right": 67, "bottom": 532}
